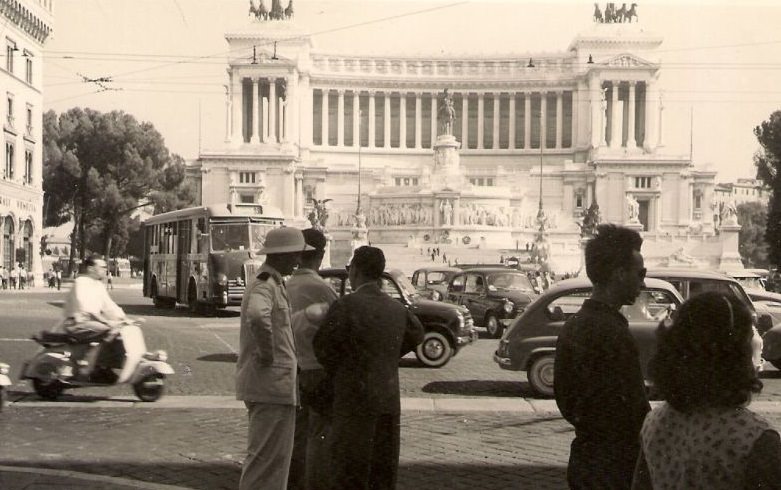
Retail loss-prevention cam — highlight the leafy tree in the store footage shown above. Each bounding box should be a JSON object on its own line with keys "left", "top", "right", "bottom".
{"left": 755, "top": 110, "right": 781, "bottom": 266}
{"left": 737, "top": 202, "right": 768, "bottom": 268}
{"left": 43, "top": 108, "right": 194, "bottom": 270}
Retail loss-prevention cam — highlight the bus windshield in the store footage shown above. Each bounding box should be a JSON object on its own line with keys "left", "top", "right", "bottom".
{"left": 210, "top": 223, "right": 250, "bottom": 251}
{"left": 210, "top": 222, "right": 277, "bottom": 252}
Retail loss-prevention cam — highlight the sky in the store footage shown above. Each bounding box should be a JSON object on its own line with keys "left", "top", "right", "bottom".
{"left": 41, "top": 0, "right": 781, "bottom": 183}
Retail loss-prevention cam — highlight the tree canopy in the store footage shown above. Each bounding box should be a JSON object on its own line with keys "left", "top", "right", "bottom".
{"left": 737, "top": 202, "right": 768, "bottom": 268}
{"left": 43, "top": 108, "right": 195, "bottom": 268}
{"left": 754, "top": 110, "right": 781, "bottom": 266}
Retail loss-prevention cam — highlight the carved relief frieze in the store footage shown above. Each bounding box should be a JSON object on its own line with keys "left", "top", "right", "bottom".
{"left": 391, "top": 61, "right": 403, "bottom": 74}
{"left": 421, "top": 62, "right": 433, "bottom": 75}
{"left": 376, "top": 60, "right": 388, "bottom": 73}
{"left": 436, "top": 62, "right": 449, "bottom": 75}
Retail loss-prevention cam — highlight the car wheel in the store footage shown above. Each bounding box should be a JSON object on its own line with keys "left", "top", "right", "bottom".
{"left": 133, "top": 374, "right": 166, "bottom": 402}
{"left": 415, "top": 332, "right": 453, "bottom": 368}
{"left": 485, "top": 314, "right": 503, "bottom": 339}
{"left": 527, "top": 354, "right": 555, "bottom": 398}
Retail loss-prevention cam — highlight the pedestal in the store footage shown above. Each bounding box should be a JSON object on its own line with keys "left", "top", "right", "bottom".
{"left": 718, "top": 223, "right": 743, "bottom": 270}
{"left": 625, "top": 221, "right": 644, "bottom": 233}
{"left": 432, "top": 134, "right": 462, "bottom": 191}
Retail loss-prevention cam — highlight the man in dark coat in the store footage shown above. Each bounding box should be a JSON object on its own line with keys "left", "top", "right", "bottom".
{"left": 554, "top": 224, "right": 650, "bottom": 489}
{"left": 313, "top": 246, "right": 424, "bottom": 490}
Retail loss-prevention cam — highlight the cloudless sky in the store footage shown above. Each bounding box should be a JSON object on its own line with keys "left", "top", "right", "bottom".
{"left": 42, "top": 0, "right": 781, "bottom": 183}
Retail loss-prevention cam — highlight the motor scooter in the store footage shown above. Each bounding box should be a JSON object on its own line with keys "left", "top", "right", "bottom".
{"left": 20, "top": 320, "right": 174, "bottom": 402}
{"left": 0, "top": 362, "right": 11, "bottom": 410}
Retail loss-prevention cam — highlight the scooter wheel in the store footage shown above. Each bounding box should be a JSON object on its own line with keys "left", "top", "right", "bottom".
{"left": 133, "top": 374, "right": 165, "bottom": 402}
{"left": 32, "top": 378, "right": 64, "bottom": 400}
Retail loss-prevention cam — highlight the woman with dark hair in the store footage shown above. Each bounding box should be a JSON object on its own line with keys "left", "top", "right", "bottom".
{"left": 632, "top": 292, "right": 781, "bottom": 489}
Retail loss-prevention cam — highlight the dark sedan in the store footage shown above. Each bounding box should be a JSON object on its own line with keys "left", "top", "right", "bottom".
{"left": 319, "top": 268, "right": 477, "bottom": 368}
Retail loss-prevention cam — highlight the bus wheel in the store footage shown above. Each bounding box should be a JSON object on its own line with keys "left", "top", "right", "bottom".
{"left": 188, "top": 282, "right": 200, "bottom": 315}
{"left": 151, "top": 282, "right": 165, "bottom": 309}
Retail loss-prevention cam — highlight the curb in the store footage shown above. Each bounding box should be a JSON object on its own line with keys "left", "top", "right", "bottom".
{"left": 0, "top": 465, "right": 192, "bottom": 490}
{"left": 8, "top": 395, "right": 781, "bottom": 414}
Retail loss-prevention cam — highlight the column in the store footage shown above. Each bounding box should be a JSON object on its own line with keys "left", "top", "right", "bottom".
{"left": 299, "top": 74, "right": 312, "bottom": 157}
{"left": 492, "top": 93, "right": 500, "bottom": 149}
{"left": 477, "top": 93, "right": 484, "bottom": 149}
{"left": 610, "top": 81, "right": 620, "bottom": 149}
{"left": 284, "top": 73, "right": 298, "bottom": 144}
{"left": 415, "top": 92, "right": 422, "bottom": 148}
{"left": 268, "top": 78, "right": 277, "bottom": 143}
{"left": 337, "top": 89, "right": 345, "bottom": 147}
{"left": 555, "top": 91, "right": 563, "bottom": 149}
{"left": 295, "top": 176, "right": 303, "bottom": 217}
{"left": 524, "top": 93, "right": 531, "bottom": 149}
{"left": 231, "top": 77, "right": 243, "bottom": 144}
{"left": 508, "top": 93, "right": 516, "bottom": 149}
{"left": 540, "top": 91, "right": 547, "bottom": 149}
{"left": 368, "top": 91, "right": 376, "bottom": 148}
{"left": 321, "top": 88, "right": 329, "bottom": 146}
{"left": 278, "top": 99, "right": 284, "bottom": 143}
{"left": 383, "top": 92, "right": 391, "bottom": 148}
{"left": 399, "top": 92, "right": 407, "bottom": 149}
{"left": 644, "top": 78, "right": 658, "bottom": 152}
{"left": 352, "top": 91, "right": 360, "bottom": 147}
{"left": 589, "top": 76, "right": 602, "bottom": 148}
{"left": 430, "top": 93, "right": 438, "bottom": 143}
{"left": 627, "top": 81, "right": 637, "bottom": 148}
{"left": 224, "top": 80, "right": 231, "bottom": 143}
{"left": 250, "top": 78, "right": 260, "bottom": 144}
{"left": 461, "top": 94, "right": 468, "bottom": 147}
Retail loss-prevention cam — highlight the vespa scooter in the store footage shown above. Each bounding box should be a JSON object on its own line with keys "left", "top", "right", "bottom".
{"left": 21, "top": 320, "right": 174, "bottom": 402}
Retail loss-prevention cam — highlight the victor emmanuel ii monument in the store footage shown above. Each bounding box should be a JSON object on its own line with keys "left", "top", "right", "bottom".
{"left": 189, "top": 2, "right": 742, "bottom": 273}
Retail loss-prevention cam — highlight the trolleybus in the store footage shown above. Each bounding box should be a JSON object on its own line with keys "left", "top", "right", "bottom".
{"left": 142, "top": 203, "right": 284, "bottom": 313}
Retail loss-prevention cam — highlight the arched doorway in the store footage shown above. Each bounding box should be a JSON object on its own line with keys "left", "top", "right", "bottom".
{"left": 22, "top": 220, "right": 33, "bottom": 270}
{"left": 3, "top": 216, "right": 14, "bottom": 270}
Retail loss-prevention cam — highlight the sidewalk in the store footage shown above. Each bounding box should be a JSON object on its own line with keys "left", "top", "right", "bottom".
{"left": 5, "top": 396, "right": 781, "bottom": 489}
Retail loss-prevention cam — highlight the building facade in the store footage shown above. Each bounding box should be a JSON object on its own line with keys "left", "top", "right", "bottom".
{"left": 714, "top": 178, "right": 769, "bottom": 207}
{"left": 191, "top": 15, "right": 729, "bottom": 272}
{"left": 0, "top": 0, "right": 53, "bottom": 281}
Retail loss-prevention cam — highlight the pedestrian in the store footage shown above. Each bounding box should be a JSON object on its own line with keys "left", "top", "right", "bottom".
{"left": 286, "top": 228, "right": 339, "bottom": 490}
{"left": 55, "top": 268, "right": 62, "bottom": 291}
{"left": 632, "top": 292, "right": 781, "bottom": 489}
{"left": 236, "top": 227, "right": 313, "bottom": 490}
{"left": 313, "top": 246, "right": 424, "bottom": 490}
{"left": 18, "top": 264, "right": 26, "bottom": 290}
{"left": 27, "top": 268, "right": 34, "bottom": 288}
{"left": 0, "top": 265, "right": 6, "bottom": 290}
{"left": 442, "top": 252, "right": 447, "bottom": 263}
{"left": 10, "top": 263, "right": 17, "bottom": 289}
{"left": 554, "top": 224, "right": 649, "bottom": 489}
{"left": 106, "top": 270, "right": 113, "bottom": 290}
{"left": 430, "top": 251, "right": 435, "bottom": 262}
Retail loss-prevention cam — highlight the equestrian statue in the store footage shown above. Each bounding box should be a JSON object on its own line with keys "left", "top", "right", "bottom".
{"left": 593, "top": 2, "right": 638, "bottom": 23}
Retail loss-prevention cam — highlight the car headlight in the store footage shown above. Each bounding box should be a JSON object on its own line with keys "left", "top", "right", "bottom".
{"left": 503, "top": 301, "right": 515, "bottom": 314}
{"left": 0, "top": 363, "right": 9, "bottom": 375}
{"left": 216, "top": 273, "right": 228, "bottom": 286}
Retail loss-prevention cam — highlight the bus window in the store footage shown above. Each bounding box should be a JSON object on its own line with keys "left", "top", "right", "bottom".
{"left": 211, "top": 223, "right": 250, "bottom": 251}
{"left": 196, "top": 218, "right": 205, "bottom": 254}
{"left": 250, "top": 223, "right": 276, "bottom": 251}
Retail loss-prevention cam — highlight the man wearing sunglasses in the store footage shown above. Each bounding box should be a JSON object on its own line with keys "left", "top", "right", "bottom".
{"left": 554, "top": 224, "right": 650, "bottom": 489}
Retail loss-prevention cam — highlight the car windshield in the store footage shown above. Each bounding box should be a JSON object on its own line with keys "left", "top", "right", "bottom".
{"left": 487, "top": 272, "right": 534, "bottom": 292}
{"left": 393, "top": 272, "right": 419, "bottom": 300}
{"left": 426, "top": 271, "right": 451, "bottom": 285}
{"left": 735, "top": 277, "right": 765, "bottom": 291}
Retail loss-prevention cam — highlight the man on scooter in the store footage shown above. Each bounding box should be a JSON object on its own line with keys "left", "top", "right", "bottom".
{"left": 58, "top": 255, "right": 145, "bottom": 383}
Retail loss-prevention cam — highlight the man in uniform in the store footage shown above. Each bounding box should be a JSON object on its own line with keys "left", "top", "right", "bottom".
{"left": 236, "top": 227, "right": 313, "bottom": 490}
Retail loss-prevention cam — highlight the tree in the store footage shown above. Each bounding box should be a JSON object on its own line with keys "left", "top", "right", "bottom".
{"left": 755, "top": 110, "right": 781, "bottom": 266}
{"left": 737, "top": 202, "right": 768, "bottom": 268}
{"left": 43, "top": 108, "right": 194, "bottom": 270}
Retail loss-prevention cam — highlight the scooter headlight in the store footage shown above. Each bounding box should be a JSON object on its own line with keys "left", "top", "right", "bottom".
{"left": 0, "top": 363, "right": 9, "bottom": 375}
{"left": 144, "top": 350, "right": 168, "bottom": 362}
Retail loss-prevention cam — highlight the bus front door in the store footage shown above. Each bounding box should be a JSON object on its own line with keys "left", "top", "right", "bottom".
{"left": 177, "top": 219, "right": 192, "bottom": 304}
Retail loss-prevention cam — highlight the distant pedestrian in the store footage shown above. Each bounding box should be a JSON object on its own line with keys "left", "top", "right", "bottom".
{"left": 18, "top": 264, "right": 26, "bottom": 290}
{"left": 430, "top": 252, "right": 435, "bottom": 262}
{"left": 236, "top": 227, "right": 313, "bottom": 490}
{"left": 27, "top": 269, "right": 34, "bottom": 288}
{"left": 314, "top": 246, "right": 424, "bottom": 490}
{"left": 10, "top": 264, "right": 17, "bottom": 289}
{"left": 55, "top": 269, "right": 62, "bottom": 290}
{"left": 554, "top": 224, "right": 649, "bottom": 489}
{"left": 286, "top": 229, "right": 339, "bottom": 490}
{"left": 442, "top": 253, "right": 447, "bottom": 263}
{"left": 633, "top": 292, "right": 781, "bottom": 489}
{"left": 106, "top": 270, "right": 113, "bottom": 290}
{"left": 0, "top": 266, "right": 6, "bottom": 290}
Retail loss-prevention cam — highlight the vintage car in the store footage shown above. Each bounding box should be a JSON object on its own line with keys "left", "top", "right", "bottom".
{"left": 493, "top": 277, "right": 683, "bottom": 397}
{"left": 446, "top": 267, "right": 537, "bottom": 339}
{"left": 411, "top": 266, "right": 461, "bottom": 301}
{"left": 318, "top": 268, "right": 477, "bottom": 368}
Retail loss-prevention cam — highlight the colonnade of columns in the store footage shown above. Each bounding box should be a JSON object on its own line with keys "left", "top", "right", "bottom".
{"left": 311, "top": 89, "right": 575, "bottom": 150}
{"left": 590, "top": 79, "right": 651, "bottom": 150}
{"left": 231, "top": 77, "right": 295, "bottom": 145}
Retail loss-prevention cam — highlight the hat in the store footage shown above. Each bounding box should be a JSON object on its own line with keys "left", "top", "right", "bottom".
{"left": 259, "top": 227, "right": 315, "bottom": 255}
{"left": 302, "top": 228, "right": 327, "bottom": 252}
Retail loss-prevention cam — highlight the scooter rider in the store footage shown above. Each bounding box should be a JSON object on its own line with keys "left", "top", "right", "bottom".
{"left": 57, "top": 255, "right": 145, "bottom": 383}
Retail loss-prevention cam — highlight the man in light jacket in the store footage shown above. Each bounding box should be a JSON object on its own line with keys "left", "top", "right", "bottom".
{"left": 236, "top": 227, "right": 313, "bottom": 490}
